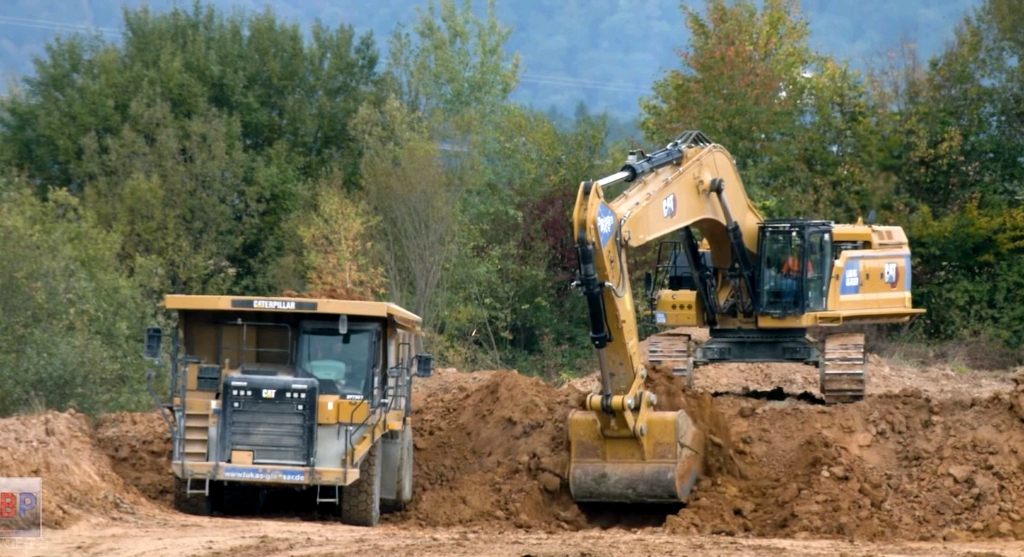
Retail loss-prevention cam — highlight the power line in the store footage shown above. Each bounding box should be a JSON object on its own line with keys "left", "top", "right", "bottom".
{"left": 0, "top": 16, "right": 120, "bottom": 35}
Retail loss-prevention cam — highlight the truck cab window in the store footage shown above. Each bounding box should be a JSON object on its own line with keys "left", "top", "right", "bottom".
{"left": 296, "top": 324, "right": 378, "bottom": 399}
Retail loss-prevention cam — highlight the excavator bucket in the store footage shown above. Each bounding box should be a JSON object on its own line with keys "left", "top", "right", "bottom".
{"left": 567, "top": 408, "right": 705, "bottom": 503}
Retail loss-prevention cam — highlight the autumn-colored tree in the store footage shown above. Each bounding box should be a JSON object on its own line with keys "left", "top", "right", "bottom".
{"left": 640, "top": 0, "right": 812, "bottom": 192}
{"left": 640, "top": 0, "right": 891, "bottom": 222}
{"left": 296, "top": 173, "right": 387, "bottom": 301}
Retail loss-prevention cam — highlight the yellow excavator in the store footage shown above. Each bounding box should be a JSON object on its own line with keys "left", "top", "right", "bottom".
{"left": 566, "top": 131, "right": 924, "bottom": 504}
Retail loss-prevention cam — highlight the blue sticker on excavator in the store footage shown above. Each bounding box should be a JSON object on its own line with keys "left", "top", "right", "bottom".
{"left": 840, "top": 259, "right": 860, "bottom": 295}
{"left": 596, "top": 202, "right": 616, "bottom": 248}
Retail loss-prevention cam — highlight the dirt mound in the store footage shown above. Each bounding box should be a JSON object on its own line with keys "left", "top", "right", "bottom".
{"left": 93, "top": 412, "right": 173, "bottom": 504}
{"left": 396, "top": 369, "right": 588, "bottom": 530}
{"left": 0, "top": 410, "right": 160, "bottom": 529}
{"left": 667, "top": 387, "right": 1024, "bottom": 542}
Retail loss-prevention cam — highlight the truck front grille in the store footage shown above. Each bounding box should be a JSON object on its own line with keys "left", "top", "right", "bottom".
{"left": 220, "top": 377, "right": 319, "bottom": 466}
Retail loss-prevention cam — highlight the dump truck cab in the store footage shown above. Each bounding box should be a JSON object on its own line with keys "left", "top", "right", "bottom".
{"left": 149, "top": 295, "right": 431, "bottom": 526}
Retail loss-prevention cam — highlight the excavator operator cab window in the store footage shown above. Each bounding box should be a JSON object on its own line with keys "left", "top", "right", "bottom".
{"left": 758, "top": 223, "right": 832, "bottom": 316}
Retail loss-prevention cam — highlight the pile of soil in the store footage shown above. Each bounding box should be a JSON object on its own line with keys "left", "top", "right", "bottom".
{"left": 395, "top": 368, "right": 588, "bottom": 530}
{"left": 667, "top": 387, "right": 1024, "bottom": 542}
{"left": 405, "top": 362, "right": 1024, "bottom": 543}
{"left": 93, "top": 412, "right": 173, "bottom": 505}
{"left": 0, "top": 410, "right": 158, "bottom": 529}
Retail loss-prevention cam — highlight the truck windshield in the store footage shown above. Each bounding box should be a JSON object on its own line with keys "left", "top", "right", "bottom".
{"left": 297, "top": 328, "right": 375, "bottom": 398}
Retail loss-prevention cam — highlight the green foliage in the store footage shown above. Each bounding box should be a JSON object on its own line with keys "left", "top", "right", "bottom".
{"left": 881, "top": 0, "right": 1024, "bottom": 216}
{"left": 905, "top": 201, "right": 1024, "bottom": 348}
{"left": 352, "top": 95, "right": 464, "bottom": 326}
{"left": 383, "top": 0, "right": 520, "bottom": 139}
{"left": 6, "top": 0, "right": 1024, "bottom": 424}
{"left": 0, "top": 1, "right": 380, "bottom": 188}
{"left": 0, "top": 1, "right": 380, "bottom": 299}
{"left": 640, "top": 0, "right": 891, "bottom": 223}
{"left": 434, "top": 104, "right": 609, "bottom": 377}
{"left": 78, "top": 98, "right": 262, "bottom": 297}
{"left": 0, "top": 179, "right": 156, "bottom": 417}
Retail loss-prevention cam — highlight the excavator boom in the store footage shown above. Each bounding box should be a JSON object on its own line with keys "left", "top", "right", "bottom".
{"left": 566, "top": 135, "right": 721, "bottom": 504}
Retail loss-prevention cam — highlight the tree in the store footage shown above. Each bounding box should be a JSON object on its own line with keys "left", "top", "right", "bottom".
{"left": 351, "top": 96, "right": 463, "bottom": 327}
{"left": 639, "top": 0, "right": 890, "bottom": 222}
{"left": 382, "top": 0, "right": 520, "bottom": 141}
{"left": 640, "top": 0, "right": 813, "bottom": 188}
{"left": 0, "top": 178, "right": 156, "bottom": 416}
{"left": 434, "top": 104, "right": 611, "bottom": 374}
{"left": 0, "top": 1, "right": 387, "bottom": 299}
{"left": 295, "top": 171, "right": 387, "bottom": 301}
{"left": 884, "top": 0, "right": 1024, "bottom": 216}
{"left": 77, "top": 98, "right": 286, "bottom": 298}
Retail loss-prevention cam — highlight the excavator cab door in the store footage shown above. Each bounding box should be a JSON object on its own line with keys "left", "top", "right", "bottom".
{"left": 756, "top": 220, "right": 833, "bottom": 318}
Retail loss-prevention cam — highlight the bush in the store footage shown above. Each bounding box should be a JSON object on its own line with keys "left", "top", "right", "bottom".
{"left": 904, "top": 200, "right": 1024, "bottom": 362}
{"left": 0, "top": 181, "right": 158, "bottom": 416}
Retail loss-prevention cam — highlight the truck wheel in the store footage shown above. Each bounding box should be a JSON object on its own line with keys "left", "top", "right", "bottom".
{"left": 397, "top": 426, "right": 414, "bottom": 505}
{"left": 381, "top": 425, "right": 413, "bottom": 513}
{"left": 341, "top": 438, "right": 381, "bottom": 526}
{"left": 172, "top": 477, "right": 212, "bottom": 516}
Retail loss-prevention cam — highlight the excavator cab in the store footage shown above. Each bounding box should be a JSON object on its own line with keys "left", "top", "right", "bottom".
{"left": 756, "top": 220, "right": 833, "bottom": 318}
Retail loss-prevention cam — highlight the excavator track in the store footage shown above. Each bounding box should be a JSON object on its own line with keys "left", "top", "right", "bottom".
{"left": 646, "top": 331, "right": 694, "bottom": 389}
{"left": 819, "top": 332, "right": 867, "bottom": 404}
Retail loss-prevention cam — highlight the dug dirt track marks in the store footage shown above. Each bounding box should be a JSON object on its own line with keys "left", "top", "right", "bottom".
{"left": 5, "top": 328, "right": 1024, "bottom": 556}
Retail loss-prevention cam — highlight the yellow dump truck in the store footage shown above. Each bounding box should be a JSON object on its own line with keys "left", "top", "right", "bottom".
{"left": 144, "top": 294, "right": 431, "bottom": 526}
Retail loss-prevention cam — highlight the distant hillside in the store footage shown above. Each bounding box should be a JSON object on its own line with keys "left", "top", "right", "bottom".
{"left": 0, "top": 0, "right": 980, "bottom": 119}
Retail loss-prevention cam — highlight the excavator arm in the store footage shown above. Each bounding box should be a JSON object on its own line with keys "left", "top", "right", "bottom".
{"left": 567, "top": 132, "right": 765, "bottom": 504}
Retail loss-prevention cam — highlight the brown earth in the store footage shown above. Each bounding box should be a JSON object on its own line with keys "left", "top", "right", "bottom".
{"left": 392, "top": 367, "right": 588, "bottom": 530}
{"left": 6, "top": 332, "right": 1024, "bottom": 555}
{"left": 92, "top": 412, "right": 173, "bottom": 505}
{"left": 0, "top": 410, "right": 162, "bottom": 530}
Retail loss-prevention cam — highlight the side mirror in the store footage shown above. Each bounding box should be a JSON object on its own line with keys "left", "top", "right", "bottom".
{"left": 866, "top": 209, "right": 877, "bottom": 225}
{"left": 415, "top": 353, "right": 433, "bottom": 378}
{"left": 144, "top": 327, "right": 162, "bottom": 361}
{"left": 643, "top": 271, "right": 653, "bottom": 296}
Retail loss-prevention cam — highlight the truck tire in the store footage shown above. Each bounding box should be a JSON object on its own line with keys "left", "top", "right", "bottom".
{"left": 172, "top": 477, "right": 212, "bottom": 516}
{"left": 341, "top": 437, "right": 382, "bottom": 526}
{"left": 397, "top": 425, "right": 414, "bottom": 505}
{"left": 381, "top": 425, "right": 414, "bottom": 513}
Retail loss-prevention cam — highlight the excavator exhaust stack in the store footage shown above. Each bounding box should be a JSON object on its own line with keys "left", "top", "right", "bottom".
{"left": 567, "top": 407, "right": 705, "bottom": 503}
